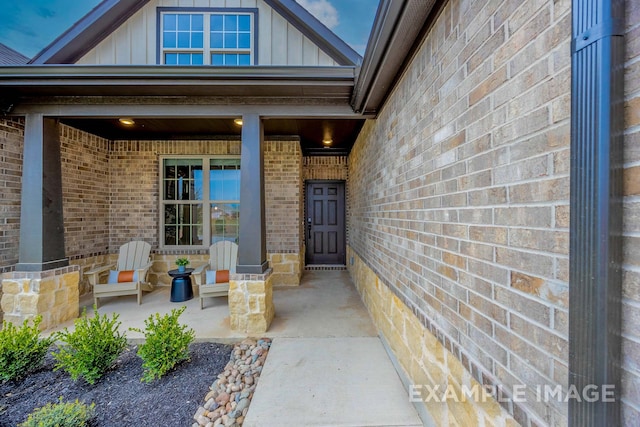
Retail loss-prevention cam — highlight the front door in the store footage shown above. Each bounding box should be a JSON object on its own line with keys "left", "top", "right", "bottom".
{"left": 305, "top": 181, "right": 345, "bottom": 265}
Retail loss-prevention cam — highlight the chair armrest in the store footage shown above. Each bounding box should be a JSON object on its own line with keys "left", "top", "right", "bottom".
{"left": 85, "top": 263, "right": 116, "bottom": 286}
{"left": 192, "top": 263, "right": 209, "bottom": 286}
{"left": 135, "top": 262, "right": 154, "bottom": 282}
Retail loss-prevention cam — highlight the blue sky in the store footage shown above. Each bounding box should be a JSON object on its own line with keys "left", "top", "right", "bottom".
{"left": 0, "top": 0, "right": 378, "bottom": 59}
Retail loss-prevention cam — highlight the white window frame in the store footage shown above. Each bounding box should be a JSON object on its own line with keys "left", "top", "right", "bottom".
{"left": 159, "top": 155, "right": 240, "bottom": 250}
{"left": 158, "top": 8, "right": 255, "bottom": 66}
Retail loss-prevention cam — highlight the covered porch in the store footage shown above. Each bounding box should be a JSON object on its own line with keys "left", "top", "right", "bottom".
{"left": 0, "top": 65, "right": 364, "bottom": 334}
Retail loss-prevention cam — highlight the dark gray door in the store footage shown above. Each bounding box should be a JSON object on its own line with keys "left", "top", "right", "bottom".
{"left": 305, "top": 181, "right": 345, "bottom": 265}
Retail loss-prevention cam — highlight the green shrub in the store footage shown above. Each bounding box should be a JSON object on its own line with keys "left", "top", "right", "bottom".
{"left": 0, "top": 315, "right": 54, "bottom": 382}
{"left": 53, "top": 306, "right": 127, "bottom": 385}
{"left": 19, "top": 397, "right": 95, "bottom": 427}
{"left": 130, "top": 306, "right": 195, "bottom": 382}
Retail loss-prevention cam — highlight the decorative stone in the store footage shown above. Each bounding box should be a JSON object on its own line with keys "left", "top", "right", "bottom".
{"left": 215, "top": 392, "right": 230, "bottom": 405}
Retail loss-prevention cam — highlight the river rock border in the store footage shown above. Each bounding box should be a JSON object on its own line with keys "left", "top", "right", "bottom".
{"left": 192, "top": 338, "right": 271, "bottom": 427}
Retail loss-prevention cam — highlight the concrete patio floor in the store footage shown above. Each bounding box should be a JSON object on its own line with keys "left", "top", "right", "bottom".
{"left": 48, "top": 270, "right": 423, "bottom": 426}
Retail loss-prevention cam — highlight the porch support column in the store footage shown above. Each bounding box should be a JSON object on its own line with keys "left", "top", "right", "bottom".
{"left": 237, "top": 113, "right": 268, "bottom": 274}
{"left": 16, "top": 114, "right": 67, "bottom": 271}
{"left": 569, "top": 0, "right": 624, "bottom": 425}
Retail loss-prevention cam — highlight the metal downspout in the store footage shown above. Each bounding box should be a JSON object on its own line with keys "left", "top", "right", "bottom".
{"left": 569, "top": 0, "right": 625, "bottom": 425}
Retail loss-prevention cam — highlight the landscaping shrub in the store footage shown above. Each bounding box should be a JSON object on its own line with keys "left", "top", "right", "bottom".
{"left": 53, "top": 307, "right": 127, "bottom": 385}
{"left": 19, "top": 397, "right": 95, "bottom": 427}
{"left": 130, "top": 306, "right": 195, "bottom": 382}
{"left": 0, "top": 315, "right": 54, "bottom": 382}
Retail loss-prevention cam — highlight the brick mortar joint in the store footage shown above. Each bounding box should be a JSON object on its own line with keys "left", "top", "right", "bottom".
{"left": 348, "top": 246, "right": 538, "bottom": 426}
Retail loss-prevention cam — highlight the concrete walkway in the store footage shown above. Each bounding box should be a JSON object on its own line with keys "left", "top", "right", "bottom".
{"left": 51, "top": 270, "right": 423, "bottom": 426}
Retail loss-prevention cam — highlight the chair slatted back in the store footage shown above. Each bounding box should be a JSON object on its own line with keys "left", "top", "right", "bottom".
{"left": 209, "top": 241, "right": 238, "bottom": 273}
{"left": 117, "top": 241, "right": 151, "bottom": 270}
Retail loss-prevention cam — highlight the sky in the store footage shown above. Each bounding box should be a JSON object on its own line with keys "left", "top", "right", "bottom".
{"left": 0, "top": 0, "right": 378, "bottom": 59}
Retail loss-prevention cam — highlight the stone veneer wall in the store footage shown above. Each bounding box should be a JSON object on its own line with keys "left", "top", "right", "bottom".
{"left": 623, "top": 2, "right": 640, "bottom": 425}
{"left": 348, "top": 1, "right": 572, "bottom": 425}
{"left": 349, "top": 249, "right": 517, "bottom": 426}
{"left": 1, "top": 267, "right": 80, "bottom": 330}
{"left": 0, "top": 118, "right": 24, "bottom": 273}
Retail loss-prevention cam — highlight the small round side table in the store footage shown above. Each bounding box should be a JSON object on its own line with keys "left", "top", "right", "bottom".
{"left": 168, "top": 268, "right": 194, "bottom": 302}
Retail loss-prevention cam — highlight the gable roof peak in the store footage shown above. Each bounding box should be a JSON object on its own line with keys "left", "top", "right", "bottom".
{"left": 30, "top": 0, "right": 362, "bottom": 66}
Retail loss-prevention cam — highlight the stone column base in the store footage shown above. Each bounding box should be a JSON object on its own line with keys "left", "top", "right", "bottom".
{"left": 229, "top": 269, "right": 275, "bottom": 334}
{"left": 1, "top": 266, "right": 80, "bottom": 330}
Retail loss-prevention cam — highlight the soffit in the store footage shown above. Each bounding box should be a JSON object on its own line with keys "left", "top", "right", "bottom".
{"left": 60, "top": 117, "right": 364, "bottom": 155}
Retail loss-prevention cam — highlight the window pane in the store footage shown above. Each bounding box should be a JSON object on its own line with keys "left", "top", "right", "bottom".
{"left": 224, "top": 33, "right": 237, "bottom": 49}
{"left": 177, "top": 32, "right": 191, "bottom": 48}
{"left": 163, "top": 159, "right": 202, "bottom": 200}
{"left": 177, "top": 53, "right": 189, "bottom": 65}
{"left": 192, "top": 53, "right": 203, "bottom": 65}
{"left": 164, "top": 203, "right": 203, "bottom": 245}
{"left": 212, "top": 54, "right": 224, "bottom": 65}
{"left": 164, "top": 53, "right": 178, "bottom": 64}
{"left": 178, "top": 14, "right": 191, "bottom": 30}
{"left": 163, "top": 32, "right": 176, "bottom": 48}
{"left": 238, "top": 15, "right": 250, "bottom": 31}
{"left": 211, "top": 32, "right": 223, "bottom": 49}
{"left": 165, "top": 204, "right": 177, "bottom": 224}
{"left": 211, "top": 203, "right": 239, "bottom": 244}
{"left": 226, "top": 54, "right": 238, "bottom": 65}
{"left": 224, "top": 15, "right": 237, "bottom": 31}
{"left": 192, "top": 14, "right": 203, "bottom": 31}
{"left": 238, "top": 33, "right": 251, "bottom": 49}
{"left": 163, "top": 14, "right": 177, "bottom": 31}
{"left": 238, "top": 54, "right": 251, "bottom": 66}
{"left": 211, "top": 15, "right": 223, "bottom": 31}
{"left": 192, "top": 31, "right": 203, "bottom": 48}
{"left": 210, "top": 158, "right": 240, "bottom": 200}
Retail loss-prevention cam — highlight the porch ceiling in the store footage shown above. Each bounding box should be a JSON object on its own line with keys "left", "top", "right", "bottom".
{"left": 61, "top": 117, "right": 365, "bottom": 155}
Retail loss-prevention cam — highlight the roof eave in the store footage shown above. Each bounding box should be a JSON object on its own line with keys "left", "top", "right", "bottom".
{"left": 0, "top": 65, "right": 357, "bottom": 100}
{"left": 351, "top": 0, "right": 439, "bottom": 115}
{"left": 30, "top": 0, "right": 151, "bottom": 64}
{"left": 263, "top": 0, "right": 362, "bottom": 66}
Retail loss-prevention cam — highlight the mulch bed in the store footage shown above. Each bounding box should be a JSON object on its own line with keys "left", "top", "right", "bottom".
{"left": 0, "top": 342, "right": 232, "bottom": 427}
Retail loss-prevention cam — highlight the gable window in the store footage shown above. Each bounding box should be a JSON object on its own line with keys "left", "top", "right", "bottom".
{"left": 159, "top": 9, "right": 255, "bottom": 65}
{"left": 161, "top": 156, "right": 240, "bottom": 248}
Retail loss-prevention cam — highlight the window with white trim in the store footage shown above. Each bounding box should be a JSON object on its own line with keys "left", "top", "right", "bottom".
{"left": 161, "top": 156, "right": 240, "bottom": 248}
{"left": 160, "top": 10, "right": 254, "bottom": 65}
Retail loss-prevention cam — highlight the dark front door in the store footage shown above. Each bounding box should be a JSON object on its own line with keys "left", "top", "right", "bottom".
{"left": 305, "top": 181, "right": 345, "bottom": 265}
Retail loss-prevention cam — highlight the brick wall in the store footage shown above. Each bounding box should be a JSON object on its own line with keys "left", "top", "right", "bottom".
{"left": 348, "top": 1, "right": 571, "bottom": 425}
{"left": 60, "top": 125, "right": 111, "bottom": 259}
{"left": 0, "top": 118, "right": 23, "bottom": 272}
{"left": 265, "top": 140, "right": 302, "bottom": 253}
{"left": 302, "top": 155, "right": 348, "bottom": 181}
{"left": 622, "top": 2, "right": 640, "bottom": 425}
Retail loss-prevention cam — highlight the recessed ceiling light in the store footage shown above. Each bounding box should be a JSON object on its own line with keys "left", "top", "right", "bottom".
{"left": 234, "top": 118, "right": 243, "bottom": 126}
{"left": 119, "top": 118, "right": 135, "bottom": 126}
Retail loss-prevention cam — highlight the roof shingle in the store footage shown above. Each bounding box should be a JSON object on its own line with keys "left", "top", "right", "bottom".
{"left": 0, "top": 43, "right": 29, "bottom": 65}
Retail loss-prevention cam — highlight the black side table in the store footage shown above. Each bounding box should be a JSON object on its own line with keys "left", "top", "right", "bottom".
{"left": 168, "top": 268, "right": 194, "bottom": 302}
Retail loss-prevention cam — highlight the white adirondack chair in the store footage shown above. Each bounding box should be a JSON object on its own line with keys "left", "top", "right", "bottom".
{"left": 85, "top": 241, "right": 154, "bottom": 308}
{"left": 193, "top": 241, "right": 238, "bottom": 309}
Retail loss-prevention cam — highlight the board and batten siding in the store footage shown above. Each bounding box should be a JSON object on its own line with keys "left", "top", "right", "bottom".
{"left": 76, "top": 0, "right": 338, "bottom": 66}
